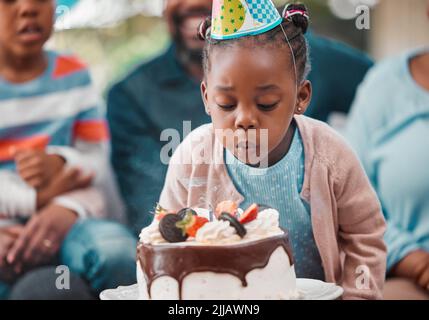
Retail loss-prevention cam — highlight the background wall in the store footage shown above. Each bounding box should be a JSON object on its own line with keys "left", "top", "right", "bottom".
{"left": 370, "top": 0, "right": 429, "bottom": 59}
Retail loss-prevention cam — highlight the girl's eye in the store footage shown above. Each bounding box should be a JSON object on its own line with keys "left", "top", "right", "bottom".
{"left": 217, "top": 104, "right": 236, "bottom": 110}
{"left": 257, "top": 103, "right": 279, "bottom": 111}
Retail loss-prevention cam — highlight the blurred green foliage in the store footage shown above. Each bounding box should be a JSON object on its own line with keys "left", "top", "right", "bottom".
{"left": 51, "top": 16, "right": 170, "bottom": 96}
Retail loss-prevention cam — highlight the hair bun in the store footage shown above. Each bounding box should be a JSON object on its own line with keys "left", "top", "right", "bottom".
{"left": 198, "top": 16, "right": 212, "bottom": 41}
{"left": 282, "top": 3, "right": 310, "bottom": 34}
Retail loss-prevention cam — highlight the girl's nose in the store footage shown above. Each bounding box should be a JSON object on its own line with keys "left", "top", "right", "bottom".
{"left": 234, "top": 108, "right": 258, "bottom": 130}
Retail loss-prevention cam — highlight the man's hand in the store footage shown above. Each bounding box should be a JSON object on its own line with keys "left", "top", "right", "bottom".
{"left": 0, "top": 225, "right": 24, "bottom": 282}
{"left": 37, "top": 167, "right": 94, "bottom": 209}
{"left": 14, "top": 149, "right": 65, "bottom": 189}
{"left": 392, "top": 250, "right": 429, "bottom": 291}
{"left": 6, "top": 205, "right": 78, "bottom": 273}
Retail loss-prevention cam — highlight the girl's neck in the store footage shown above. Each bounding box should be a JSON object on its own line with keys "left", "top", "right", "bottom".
{"left": 0, "top": 49, "right": 48, "bottom": 84}
{"left": 409, "top": 52, "right": 429, "bottom": 92}
{"left": 267, "top": 121, "right": 296, "bottom": 167}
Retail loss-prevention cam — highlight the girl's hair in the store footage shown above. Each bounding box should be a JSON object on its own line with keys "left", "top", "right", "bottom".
{"left": 199, "top": 3, "right": 311, "bottom": 83}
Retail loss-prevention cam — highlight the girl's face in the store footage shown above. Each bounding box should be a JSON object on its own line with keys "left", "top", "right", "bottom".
{"left": 0, "top": 0, "right": 54, "bottom": 59}
{"left": 201, "top": 45, "right": 311, "bottom": 166}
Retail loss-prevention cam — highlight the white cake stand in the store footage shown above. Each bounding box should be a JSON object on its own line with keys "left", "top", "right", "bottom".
{"left": 100, "top": 279, "right": 343, "bottom": 300}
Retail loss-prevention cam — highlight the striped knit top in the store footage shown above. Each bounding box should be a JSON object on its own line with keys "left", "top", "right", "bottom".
{"left": 0, "top": 50, "right": 109, "bottom": 169}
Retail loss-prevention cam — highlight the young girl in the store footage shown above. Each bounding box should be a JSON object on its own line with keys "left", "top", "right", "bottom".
{"left": 159, "top": 1, "right": 386, "bottom": 300}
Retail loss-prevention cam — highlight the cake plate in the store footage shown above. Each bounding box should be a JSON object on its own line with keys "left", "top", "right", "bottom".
{"left": 100, "top": 279, "right": 343, "bottom": 300}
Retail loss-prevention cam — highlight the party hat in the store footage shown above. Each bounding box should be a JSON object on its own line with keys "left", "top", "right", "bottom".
{"left": 211, "top": 0, "right": 282, "bottom": 40}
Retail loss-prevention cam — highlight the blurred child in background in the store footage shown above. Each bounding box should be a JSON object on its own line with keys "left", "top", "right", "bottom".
{"left": 0, "top": 0, "right": 135, "bottom": 299}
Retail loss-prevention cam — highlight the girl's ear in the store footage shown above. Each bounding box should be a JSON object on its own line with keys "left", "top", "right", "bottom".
{"left": 295, "top": 80, "right": 312, "bottom": 115}
{"left": 201, "top": 81, "right": 211, "bottom": 116}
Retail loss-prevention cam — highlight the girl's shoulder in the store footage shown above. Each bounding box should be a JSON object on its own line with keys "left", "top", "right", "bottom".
{"left": 357, "top": 50, "right": 423, "bottom": 94}
{"left": 296, "top": 115, "right": 362, "bottom": 179}
{"left": 296, "top": 115, "right": 348, "bottom": 149}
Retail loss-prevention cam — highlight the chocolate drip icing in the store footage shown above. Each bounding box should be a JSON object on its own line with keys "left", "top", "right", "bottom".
{"left": 137, "top": 231, "right": 294, "bottom": 300}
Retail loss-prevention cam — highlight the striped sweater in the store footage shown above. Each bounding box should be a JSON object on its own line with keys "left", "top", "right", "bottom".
{"left": 0, "top": 50, "right": 112, "bottom": 223}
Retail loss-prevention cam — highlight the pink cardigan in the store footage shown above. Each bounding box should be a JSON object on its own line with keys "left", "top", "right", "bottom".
{"left": 159, "top": 115, "right": 387, "bottom": 300}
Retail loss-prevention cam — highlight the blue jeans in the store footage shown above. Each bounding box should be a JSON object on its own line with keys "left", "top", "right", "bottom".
{"left": 0, "top": 219, "right": 136, "bottom": 300}
{"left": 60, "top": 219, "right": 137, "bottom": 293}
{"left": 0, "top": 282, "right": 9, "bottom": 300}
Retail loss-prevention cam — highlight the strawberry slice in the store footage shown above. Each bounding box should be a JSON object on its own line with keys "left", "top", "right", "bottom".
{"left": 186, "top": 216, "right": 209, "bottom": 237}
{"left": 176, "top": 212, "right": 209, "bottom": 238}
{"left": 155, "top": 213, "right": 167, "bottom": 221}
{"left": 215, "top": 200, "right": 238, "bottom": 219}
{"left": 239, "top": 203, "right": 259, "bottom": 224}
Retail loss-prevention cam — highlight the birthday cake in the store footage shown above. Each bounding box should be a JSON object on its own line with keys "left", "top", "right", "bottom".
{"left": 137, "top": 202, "right": 298, "bottom": 300}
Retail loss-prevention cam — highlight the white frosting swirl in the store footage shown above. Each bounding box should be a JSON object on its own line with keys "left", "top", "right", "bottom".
{"left": 244, "top": 208, "right": 283, "bottom": 240}
{"left": 195, "top": 220, "right": 241, "bottom": 244}
{"left": 139, "top": 221, "right": 166, "bottom": 244}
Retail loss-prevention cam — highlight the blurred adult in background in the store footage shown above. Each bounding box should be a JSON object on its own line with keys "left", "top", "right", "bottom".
{"left": 107, "top": 0, "right": 373, "bottom": 234}
{"left": 346, "top": 1, "right": 429, "bottom": 300}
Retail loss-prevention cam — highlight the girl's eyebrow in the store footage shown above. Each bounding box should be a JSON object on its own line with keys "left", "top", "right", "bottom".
{"left": 215, "top": 85, "right": 235, "bottom": 91}
{"left": 256, "top": 84, "right": 280, "bottom": 91}
{"left": 215, "top": 85, "right": 280, "bottom": 92}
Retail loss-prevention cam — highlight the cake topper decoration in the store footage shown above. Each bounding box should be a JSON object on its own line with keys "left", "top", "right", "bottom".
{"left": 215, "top": 200, "right": 238, "bottom": 219}
{"left": 177, "top": 208, "right": 197, "bottom": 220}
{"left": 159, "top": 214, "right": 188, "bottom": 243}
{"left": 176, "top": 212, "right": 209, "bottom": 238}
{"left": 219, "top": 212, "right": 247, "bottom": 238}
{"left": 239, "top": 203, "right": 259, "bottom": 224}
